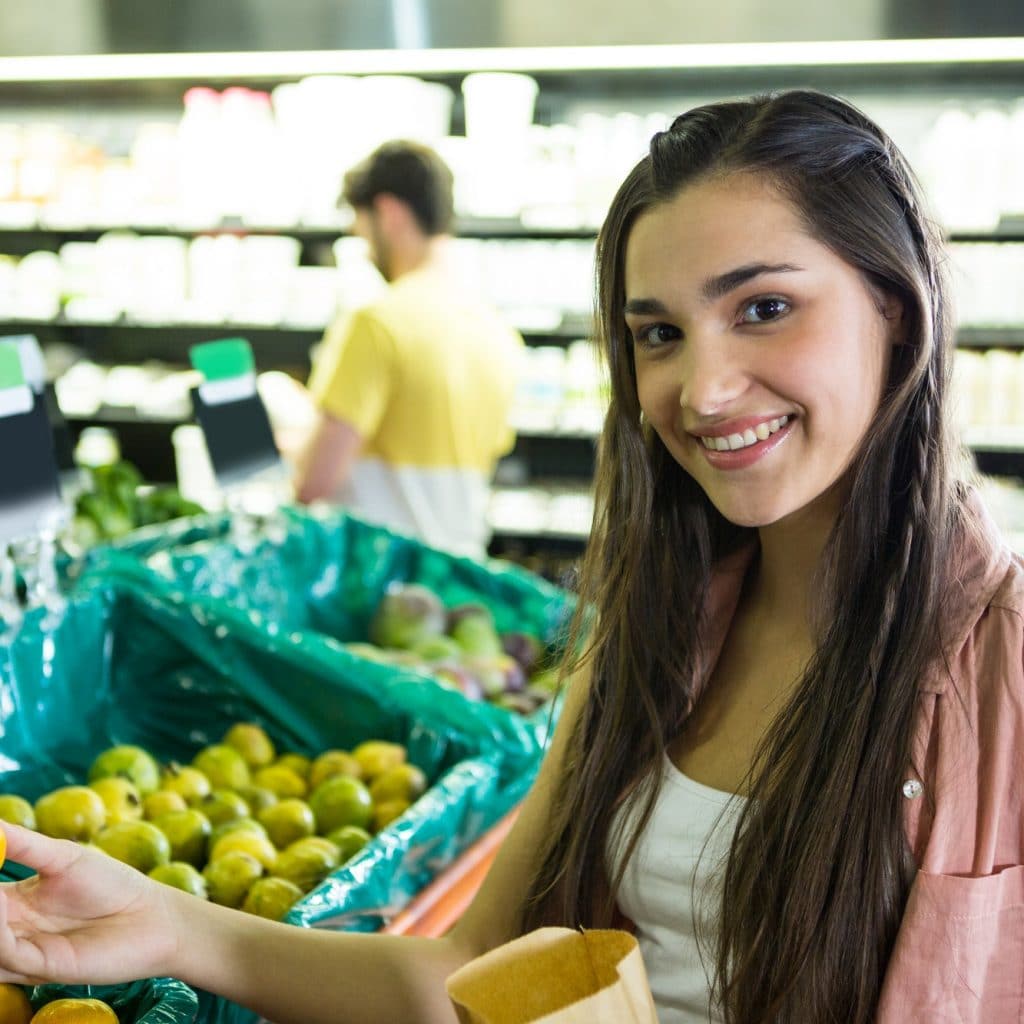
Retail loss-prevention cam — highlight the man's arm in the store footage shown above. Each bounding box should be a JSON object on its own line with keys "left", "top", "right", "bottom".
{"left": 293, "top": 412, "right": 364, "bottom": 504}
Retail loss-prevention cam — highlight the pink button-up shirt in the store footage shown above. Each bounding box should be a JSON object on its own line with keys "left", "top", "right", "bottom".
{"left": 701, "top": 495, "right": 1024, "bottom": 1021}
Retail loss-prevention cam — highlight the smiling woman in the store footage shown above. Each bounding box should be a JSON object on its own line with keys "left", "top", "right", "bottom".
{"left": 522, "top": 91, "right": 1023, "bottom": 1024}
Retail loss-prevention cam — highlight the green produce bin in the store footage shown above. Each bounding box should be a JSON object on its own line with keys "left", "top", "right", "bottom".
{"left": 83, "top": 506, "right": 575, "bottom": 754}
{"left": 0, "top": 574, "right": 540, "bottom": 1024}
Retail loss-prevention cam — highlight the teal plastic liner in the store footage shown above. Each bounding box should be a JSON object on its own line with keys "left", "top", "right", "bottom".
{"left": 83, "top": 506, "right": 574, "bottom": 756}
{"left": 100, "top": 506, "right": 572, "bottom": 651}
{"left": 29, "top": 978, "right": 199, "bottom": 1023}
{"left": 0, "top": 581, "right": 528, "bottom": 799}
{"left": 286, "top": 753, "right": 533, "bottom": 931}
{"left": 0, "top": 575, "right": 546, "bottom": 1024}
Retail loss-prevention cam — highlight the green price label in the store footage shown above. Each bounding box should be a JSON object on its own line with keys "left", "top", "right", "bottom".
{"left": 190, "top": 338, "right": 255, "bottom": 383}
{"left": 0, "top": 341, "right": 26, "bottom": 391}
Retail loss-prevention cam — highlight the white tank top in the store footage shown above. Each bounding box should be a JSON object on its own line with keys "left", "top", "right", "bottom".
{"left": 608, "top": 756, "right": 747, "bottom": 1024}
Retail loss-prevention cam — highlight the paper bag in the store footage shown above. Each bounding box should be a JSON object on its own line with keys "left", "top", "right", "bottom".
{"left": 446, "top": 927, "right": 659, "bottom": 1024}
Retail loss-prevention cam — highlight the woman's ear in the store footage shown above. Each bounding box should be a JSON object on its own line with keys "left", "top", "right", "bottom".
{"left": 876, "top": 291, "right": 906, "bottom": 345}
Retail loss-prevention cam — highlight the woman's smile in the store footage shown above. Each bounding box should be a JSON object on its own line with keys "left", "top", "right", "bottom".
{"left": 694, "top": 414, "right": 796, "bottom": 470}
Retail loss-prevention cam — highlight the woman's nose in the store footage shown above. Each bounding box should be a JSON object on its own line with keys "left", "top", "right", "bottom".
{"left": 677, "top": 335, "right": 749, "bottom": 416}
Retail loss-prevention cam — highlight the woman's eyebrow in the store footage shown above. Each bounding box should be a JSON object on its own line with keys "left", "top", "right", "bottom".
{"left": 624, "top": 263, "right": 804, "bottom": 317}
{"left": 623, "top": 297, "right": 669, "bottom": 317}
{"left": 700, "top": 262, "right": 804, "bottom": 302}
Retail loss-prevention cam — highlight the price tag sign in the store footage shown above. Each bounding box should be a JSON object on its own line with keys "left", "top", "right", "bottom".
{"left": 43, "top": 382, "right": 77, "bottom": 475}
{"left": 189, "top": 338, "right": 281, "bottom": 489}
{"left": 0, "top": 341, "right": 63, "bottom": 545}
{"left": 8, "top": 334, "right": 44, "bottom": 392}
{"left": 0, "top": 335, "right": 76, "bottom": 475}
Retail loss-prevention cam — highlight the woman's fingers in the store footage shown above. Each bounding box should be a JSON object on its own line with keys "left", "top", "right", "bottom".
{"left": 0, "top": 821, "right": 176, "bottom": 986}
{"left": 0, "top": 884, "right": 47, "bottom": 983}
{"left": 0, "top": 823, "right": 81, "bottom": 877}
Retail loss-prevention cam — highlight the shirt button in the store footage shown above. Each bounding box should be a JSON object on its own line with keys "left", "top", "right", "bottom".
{"left": 902, "top": 779, "right": 923, "bottom": 799}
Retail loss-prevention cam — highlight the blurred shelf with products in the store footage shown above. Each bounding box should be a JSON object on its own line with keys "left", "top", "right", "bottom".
{"left": 5, "top": 41, "right": 1024, "bottom": 557}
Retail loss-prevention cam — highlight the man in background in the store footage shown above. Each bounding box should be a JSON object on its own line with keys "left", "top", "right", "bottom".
{"left": 295, "top": 141, "right": 523, "bottom": 559}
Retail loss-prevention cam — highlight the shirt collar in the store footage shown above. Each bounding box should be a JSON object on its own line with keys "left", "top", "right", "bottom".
{"left": 701, "top": 489, "right": 1010, "bottom": 698}
{"left": 920, "top": 489, "right": 1012, "bottom": 694}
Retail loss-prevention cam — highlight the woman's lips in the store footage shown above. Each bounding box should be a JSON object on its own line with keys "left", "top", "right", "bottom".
{"left": 697, "top": 416, "right": 796, "bottom": 470}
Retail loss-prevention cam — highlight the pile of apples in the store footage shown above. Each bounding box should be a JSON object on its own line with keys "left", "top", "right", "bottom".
{"left": 346, "top": 584, "right": 561, "bottom": 715}
{"left": 0, "top": 723, "right": 426, "bottom": 922}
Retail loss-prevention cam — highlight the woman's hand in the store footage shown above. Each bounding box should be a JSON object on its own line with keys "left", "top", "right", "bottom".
{"left": 0, "top": 823, "right": 179, "bottom": 986}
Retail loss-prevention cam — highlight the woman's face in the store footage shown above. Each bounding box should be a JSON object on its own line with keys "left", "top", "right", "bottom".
{"left": 624, "top": 172, "right": 899, "bottom": 529}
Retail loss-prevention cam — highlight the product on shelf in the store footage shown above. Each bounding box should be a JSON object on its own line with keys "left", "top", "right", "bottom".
{"left": 488, "top": 485, "right": 594, "bottom": 543}
{"left": 0, "top": 723, "right": 422, "bottom": 923}
{"left": 948, "top": 242, "right": 1024, "bottom": 328}
{"left": 0, "top": 232, "right": 596, "bottom": 336}
{"left": 6, "top": 78, "right": 1024, "bottom": 232}
{"left": 70, "top": 459, "right": 204, "bottom": 547}
{"left": 341, "top": 583, "right": 562, "bottom": 716}
{"left": 952, "top": 348, "right": 1024, "bottom": 446}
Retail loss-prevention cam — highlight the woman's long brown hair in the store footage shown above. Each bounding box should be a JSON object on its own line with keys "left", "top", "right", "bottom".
{"left": 521, "top": 91, "right": 961, "bottom": 1022}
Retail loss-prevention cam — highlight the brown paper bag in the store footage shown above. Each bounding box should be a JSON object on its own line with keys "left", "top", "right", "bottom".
{"left": 445, "top": 927, "right": 659, "bottom": 1024}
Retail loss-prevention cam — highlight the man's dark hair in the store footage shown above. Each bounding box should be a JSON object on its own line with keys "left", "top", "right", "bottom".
{"left": 341, "top": 140, "right": 455, "bottom": 235}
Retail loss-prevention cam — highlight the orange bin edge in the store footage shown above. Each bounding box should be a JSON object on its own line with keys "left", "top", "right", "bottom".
{"left": 381, "top": 806, "right": 521, "bottom": 937}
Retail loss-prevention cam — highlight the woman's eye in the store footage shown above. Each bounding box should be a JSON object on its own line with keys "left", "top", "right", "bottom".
{"left": 739, "top": 297, "right": 790, "bottom": 324}
{"left": 633, "top": 323, "right": 681, "bottom": 348}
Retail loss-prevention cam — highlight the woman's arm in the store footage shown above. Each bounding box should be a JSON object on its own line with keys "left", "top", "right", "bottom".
{"left": 0, "top": 665, "right": 591, "bottom": 1023}
{"left": 446, "top": 661, "right": 589, "bottom": 955}
{"left": 172, "top": 896, "right": 469, "bottom": 1024}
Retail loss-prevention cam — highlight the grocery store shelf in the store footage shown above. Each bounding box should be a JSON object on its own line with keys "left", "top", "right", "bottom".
{"left": 488, "top": 482, "right": 593, "bottom": 544}
{"left": 955, "top": 327, "right": 1024, "bottom": 347}
{"left": 0, "top": 313, "right": 592, "bottom": 345}
{"left": 514, "top": 424, "right": 599, "bottom": 440}
{"left": 62, "top": 406, "right": 185, "bottom": 426}
{"left": 2, "top": 39, "right": 1023, "bottom": 85}
{"left": 950, "top": 232, "right": 1024, "bottom": 243}
{"left": 1, "top": 313, "right": 325, "bottom": 334}
{"left": 489, "top": 523, "right": 590, "bottom": 542}
{"left": 949, "top": 217, "right": 1024, "bottom": 243}
{"left": 0, "top": 212, "right": 600, "bottom": 242}
{"left": 1, "top": 313, "right": 319, "bottom": 333}
{"left": 2, "top": 38, "right": 1024, "bottom": 84}
{"left": 61, "top": 405, "right": 604, "bottom": 447}
{"left": 963, "top": 429, "right": 1024, "bottom": 452}
{"left": 5, "top": 215, "right": 1024, "bottom": 245}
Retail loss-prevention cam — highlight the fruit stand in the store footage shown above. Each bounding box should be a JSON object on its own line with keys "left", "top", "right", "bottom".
{"left": 0, "top": 510, "right": 574, "bottom": 1022}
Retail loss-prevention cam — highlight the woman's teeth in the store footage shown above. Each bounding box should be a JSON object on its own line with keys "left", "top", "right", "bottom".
{"left": 700, "top": 415, "right": 790, "bottom": 451}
